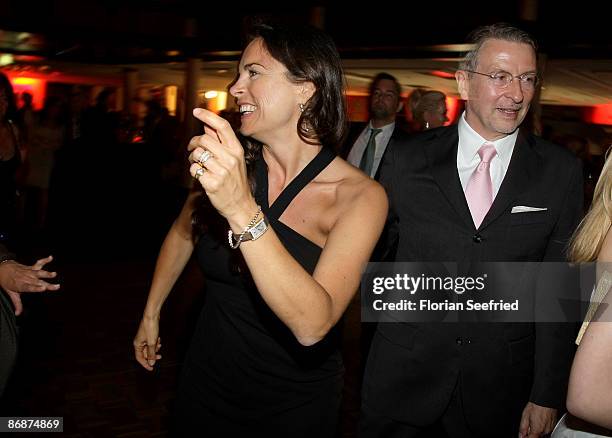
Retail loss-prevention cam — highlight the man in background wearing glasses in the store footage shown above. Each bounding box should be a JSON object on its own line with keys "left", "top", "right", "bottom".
{"left": 361, "top": 23, "right": 583, "bottom": 437}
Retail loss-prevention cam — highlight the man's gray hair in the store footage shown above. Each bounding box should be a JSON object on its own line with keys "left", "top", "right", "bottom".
{"left": 459, "top": 23, "right": 538, "bottom": 71}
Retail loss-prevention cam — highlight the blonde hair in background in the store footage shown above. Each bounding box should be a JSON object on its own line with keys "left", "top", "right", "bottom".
{"left": 570, "top": 147, "right": 612, "bottom": 262}
{"left": 408, "top": 89, "right": 446, "bottom": 124}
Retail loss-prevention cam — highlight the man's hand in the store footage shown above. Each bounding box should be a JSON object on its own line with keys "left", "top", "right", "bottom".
{"left": 0, "top": 256, "right": 60, "bottom": 315}
{"left": 519, "top": 402, "right": 557, "bottom": 438}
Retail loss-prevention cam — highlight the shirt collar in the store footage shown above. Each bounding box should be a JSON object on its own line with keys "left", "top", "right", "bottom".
{"left": 458, "top": 111, "right": 518, "bottom": 162}
{"left": 367, "top": 120, "right": 395, "bottom": 135}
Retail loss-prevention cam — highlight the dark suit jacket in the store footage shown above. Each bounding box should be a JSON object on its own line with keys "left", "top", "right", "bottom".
{"left": 362, "top": 125, "right": 583, "bottom": 434}
{"left": 339, "top": 121, "right": 410, "bottom": 182}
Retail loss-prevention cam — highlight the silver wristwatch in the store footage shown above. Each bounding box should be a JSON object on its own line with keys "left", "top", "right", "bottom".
{"left": 240, "top": 216, "right": 270, "bottom": 242}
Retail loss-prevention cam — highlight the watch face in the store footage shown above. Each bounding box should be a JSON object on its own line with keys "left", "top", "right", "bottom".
{"left": 250, "top": 218, "right": 268, "bottom": 240}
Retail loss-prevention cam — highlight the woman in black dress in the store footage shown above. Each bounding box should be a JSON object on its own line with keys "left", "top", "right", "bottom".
{"left": 133, "top": 20, "right": 387, "bottom": 436}
{"left": 0, "top": 72, "right": 23, "bottom": 246}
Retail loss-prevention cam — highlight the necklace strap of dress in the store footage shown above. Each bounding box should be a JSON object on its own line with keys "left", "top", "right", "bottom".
{"left": 255, "top": 147, "right": 336, "bottom": 220}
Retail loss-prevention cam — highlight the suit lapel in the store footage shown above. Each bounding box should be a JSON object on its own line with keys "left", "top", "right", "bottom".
{"left": 374, "top": 127, "right": 400, "bottom": 181}
{"left": 425, "top": 126, "right": 475, "bottom": 230}
{"left": 479, "top": 129, "right": 539, "bottom": 230}
{"left": 340, "top": 122, "right": 366, "bottom": 159}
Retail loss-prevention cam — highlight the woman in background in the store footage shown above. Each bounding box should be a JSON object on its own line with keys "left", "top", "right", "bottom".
{"left": 407, "top": 88, "right": 448, "bottom": 131}
{"left": 0, "top": 73, "right": 24, "bottom": 247}
{"left": 561, "top": 149, "right": 612, "bottom": 434}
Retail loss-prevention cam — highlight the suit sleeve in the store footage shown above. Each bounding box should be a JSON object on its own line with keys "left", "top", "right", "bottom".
{"left": 530, "top": 157, "right": 584, "bottom": 408}
{"left": 372, "top": 140, "right": 399, "bottom": 262}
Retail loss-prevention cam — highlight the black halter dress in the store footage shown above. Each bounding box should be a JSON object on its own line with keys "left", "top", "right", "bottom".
{"left": 175, "top": 147, "right": 343, "bottom": 437}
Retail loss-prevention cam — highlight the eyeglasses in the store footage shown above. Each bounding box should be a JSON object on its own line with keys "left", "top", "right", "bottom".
{"left": 464, "top": 70, "right": 540, "bottom": 90}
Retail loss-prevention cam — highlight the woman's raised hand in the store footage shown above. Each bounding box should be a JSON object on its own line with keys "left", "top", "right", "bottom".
{"left": 187, "top": 108, "right": 255, "bottom": 221}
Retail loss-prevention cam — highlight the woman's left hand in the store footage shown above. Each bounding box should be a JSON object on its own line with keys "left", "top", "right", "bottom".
{"left": 187, "top": 108, "right": 256, "bottom": 222}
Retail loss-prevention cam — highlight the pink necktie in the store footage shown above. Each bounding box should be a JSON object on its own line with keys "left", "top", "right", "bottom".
{"left": 465, "top": 143, "right": 497, "bottom": 228}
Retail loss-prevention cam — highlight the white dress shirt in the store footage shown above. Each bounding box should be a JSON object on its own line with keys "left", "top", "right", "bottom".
{"left": 457, "top": 112, "right": 518, "bottom": 198}
{"left": 347, "top": 121, "right": 396, "bottom": 177}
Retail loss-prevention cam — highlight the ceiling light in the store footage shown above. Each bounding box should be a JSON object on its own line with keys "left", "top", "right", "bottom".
{"left": 430, "top": 70, "right": 455, "bottom": 79}
{"left": 0, "top": 53, "right": 14, "bottom": 66}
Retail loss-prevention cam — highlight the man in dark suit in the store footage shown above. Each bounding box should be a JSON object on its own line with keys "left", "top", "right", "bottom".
{"left": 361, "top": 24, "right": 583, "bottom": 438}
{"left": 341, "top": 72, "right": 409, "bottom": 181}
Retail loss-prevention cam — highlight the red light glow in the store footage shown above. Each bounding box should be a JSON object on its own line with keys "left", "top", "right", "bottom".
{"left": 584, "top": 104, "right": 612, "bottom": 126}
{"left": 445, "top": 96, "right": 461, "bottom": 125}
{"left": 9, "top": 76, "right": 46, "bottom": 110}
{"left": 430, "top": 70, "right": 456, "bottom": 79}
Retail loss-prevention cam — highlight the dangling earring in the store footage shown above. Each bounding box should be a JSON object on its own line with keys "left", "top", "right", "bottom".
{"left": 299, "top": 103, "right": 309, "bottom": 132}
{"left": 425, "top": 121, "right": 430, "bottom": 130}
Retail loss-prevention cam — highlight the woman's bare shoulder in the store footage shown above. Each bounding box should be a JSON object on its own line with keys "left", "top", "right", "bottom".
{"left": 326, "top": 158, "right": 387, "bottom": 213}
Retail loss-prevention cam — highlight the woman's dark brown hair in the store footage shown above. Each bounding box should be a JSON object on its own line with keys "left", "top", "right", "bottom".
{"left": 191, "top": 19, "right": 347, "bottom": 242}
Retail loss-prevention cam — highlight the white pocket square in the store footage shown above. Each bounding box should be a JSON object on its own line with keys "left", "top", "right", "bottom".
{"left": 511, "top": 206, "right": 548, "bottom": 213}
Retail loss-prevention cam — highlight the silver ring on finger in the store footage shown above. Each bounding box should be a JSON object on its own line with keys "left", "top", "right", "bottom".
{"left": 198, "top": 149, "right": 212, "bottom": 165}
{"left": 194, "top": 166, "right": 205, "bottom": 179}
